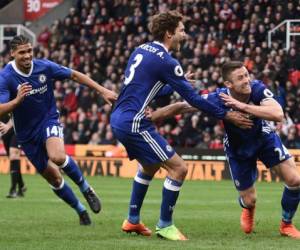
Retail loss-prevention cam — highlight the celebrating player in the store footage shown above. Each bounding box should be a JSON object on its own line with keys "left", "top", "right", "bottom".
{"left": 110, "top": 11, "right": 251, "bottom": 240}
{"left": 0, "top": 35, "right": 117, "bottom": 225}
{"left": 148, "top": 61, "right": 300, "bottom": 239}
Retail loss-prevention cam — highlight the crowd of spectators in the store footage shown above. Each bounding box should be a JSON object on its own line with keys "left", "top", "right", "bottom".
{"left": 1, "top": 0, "right": 300, "bottom": 148}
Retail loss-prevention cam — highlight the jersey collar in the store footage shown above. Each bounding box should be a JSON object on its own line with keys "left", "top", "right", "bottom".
{"left": 153, "top": 41, "right": 169, "bottom": 52}
{"left": 10, "top": 60, "right": 34, "bottom": 77}
{"left": 227, "top": 89, "right": 250, "bottom": 104}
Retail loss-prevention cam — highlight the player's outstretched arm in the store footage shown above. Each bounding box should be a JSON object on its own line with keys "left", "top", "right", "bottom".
{"left": 0, "top": 83, "right": 32, "bottom": 118}
{"left": 70, "top": 70, "right": 118, "bottom": 106}
{"left": 147, "top": 101, "right": 253, "bottom": 129}
{"left": 220, "top": 93, "right": 284, "bottom": 122}
{"left": 146, "top": 102, "right": 197, "bottom": 122}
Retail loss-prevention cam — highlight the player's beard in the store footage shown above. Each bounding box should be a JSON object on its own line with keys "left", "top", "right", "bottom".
{"left": 171, "top": 38, "right": 184, "bottom": 52}
{"left": 18, "top": 60, "right": 32, "bottom": 74}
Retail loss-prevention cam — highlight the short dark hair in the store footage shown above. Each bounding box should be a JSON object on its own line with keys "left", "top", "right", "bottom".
{"left": 10, "top": 35, "right": 30, "bottom": 51}
{"left": 148, "top": 11, "right": 183, "bottom": 42}
{"left": 222, "top": 61, "right": 244, "bottom": 81}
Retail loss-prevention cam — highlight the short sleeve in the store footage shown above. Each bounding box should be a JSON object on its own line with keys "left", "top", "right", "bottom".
{"left": 46, "top": 60, "right": 72, "bottom": 80}
{"left": 0, "top": 75, "right": 10, "bottom": 103}
{"left": 251, "top": 80, "right": 275, "bottom": 105}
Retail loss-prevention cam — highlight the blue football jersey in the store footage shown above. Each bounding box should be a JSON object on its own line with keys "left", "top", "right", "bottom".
{"left": 0, "top": 59, "right": 71, "bottom": 142}
{"left": 206, "top": 80, "right": 277, "bottom": 158}
{"left": 111, "top": 41, "right": 226, "bottom": 133}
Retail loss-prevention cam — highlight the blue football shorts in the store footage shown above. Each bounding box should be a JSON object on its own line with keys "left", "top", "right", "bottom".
{"left": 20, "top": 119, "right": 64, "bottom": 173}
{"left": 112, "top": 126, "right": 175, "bottom": 166}
{"left": 226, "top": 132, "right": 291, "bottom": 191}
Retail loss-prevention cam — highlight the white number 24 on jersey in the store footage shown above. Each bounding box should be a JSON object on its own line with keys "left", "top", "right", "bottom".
{"left": 124, "top": 54, "right": 143, "bottom": 85}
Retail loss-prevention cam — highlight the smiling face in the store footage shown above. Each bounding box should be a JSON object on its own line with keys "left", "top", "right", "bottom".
{"left": 225, "top": 66, "right": 251, "bottom": 95}
{"left": 169, "top": 21, "right": 186, "bottom": 51}
{"left": 10, "top": 43, "right": 33, "bottom": 73}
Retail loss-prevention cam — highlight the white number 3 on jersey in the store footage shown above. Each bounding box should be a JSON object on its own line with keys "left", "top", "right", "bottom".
{"left": 124, "top": 54, "right": 143, "bottom": 85}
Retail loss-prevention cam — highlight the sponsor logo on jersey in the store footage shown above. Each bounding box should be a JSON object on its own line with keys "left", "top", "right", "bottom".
{"left": 27, "top": 85, "right": 48, "bottom": 96}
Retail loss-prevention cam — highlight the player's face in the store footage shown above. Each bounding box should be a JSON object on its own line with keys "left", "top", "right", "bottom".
{"left": 227, "top": 67, "right": 251, "bottom": 95}
{"left": 170, "top": 21, "right": 186, "bottom": 51}
{"left": 11, "top": 43, "right": 33, "bottom": 72}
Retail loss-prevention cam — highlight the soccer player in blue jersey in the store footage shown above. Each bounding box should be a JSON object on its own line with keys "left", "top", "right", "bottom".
{"left": 0, "top": 35, "right": 117, "bottom": 225}
{"left": 110, "top": 11, "right": 250, "bottom": 240}
{"left": 148, "top": 61, "right": 300, "bottom": 239}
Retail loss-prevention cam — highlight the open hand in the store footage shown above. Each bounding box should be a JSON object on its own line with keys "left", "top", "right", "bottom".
{"left": 185, "top": 71, "right": 196, "bottom": 85}
{"left": 219, "top": 93, "right": 247, "bottom": 111}
{"left": 0, "top": 122, "right": 11, "bottom": 135}
{"left": 101, "top": 89, "right": 118, "bottom": 106}
{"left": 144, "top": 107, "right": 153, "bottom": 120}
{"left": 225, "top": 111, "right": 254, "bottom": 129}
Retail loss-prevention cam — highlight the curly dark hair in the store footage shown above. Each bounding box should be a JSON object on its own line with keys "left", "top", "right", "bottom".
{"left": 148, "top": 10, "right": 183, "bottom": 42}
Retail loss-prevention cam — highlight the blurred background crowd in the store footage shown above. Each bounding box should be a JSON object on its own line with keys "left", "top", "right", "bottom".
{"left": 0, "top": 0, "right": 300, "bottom": 149}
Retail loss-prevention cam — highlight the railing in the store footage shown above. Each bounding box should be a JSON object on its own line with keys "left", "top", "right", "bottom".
{"left": 268, "top": 19, "right": 300, "bottom": 50}
{"left": 0, "top": 24, "right": 36, "bottom": 52}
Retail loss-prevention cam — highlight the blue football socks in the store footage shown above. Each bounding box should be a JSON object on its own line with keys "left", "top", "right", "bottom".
{"left": 60, "top": 156, "right": 90, "bottom": 193}
{"left": 128, "top": 170, "right": 153, "bottom": 224}
{"left": 158, "top": 176, "right": 183, "bottom": 228}
{"left": 281, "top": 186, "right": 300, "bottom": 223}
{"left": 51, "top": 178, "right": 86, "bottom": 214}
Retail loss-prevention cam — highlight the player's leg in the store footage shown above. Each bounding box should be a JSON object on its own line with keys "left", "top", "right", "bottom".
{"left": 122, "top": 163, "right": 159, "bottom": 236}
{"left": 41, "top": 161, "right": 91, "bottom": 225}
{"left": 10, "top": 135, "right": 26, "bottom": 197}
{"left": 273, "top": 158, "right": 300, "bottom": 239}
{"left": 127, "top": 163, "right": 159, "bottom": 224}
{"left": 9, "top": 146, "right": 24, "bottom": 197}
{"left": 113, "top": 127, "right": 187, "bottom": 240}
{"left": 3, "top": 133, "right": 17, "bottom": 198}
{"left": 156, "top": 152, "right": 188, "bottom": 240}
{"left": 21, "top": 136, "right": 91, "bottom": 225}
{"left": 238, "top": 186, "right": 256, "bottom": 234}
{"left": 227, "top": 156, "right": 257, "bottom": 234}
{"left": 45, "top": 125, "right": 101, "bottom": 213}
{"left": 259, "top": 133, "right": 300, "bottom": 238}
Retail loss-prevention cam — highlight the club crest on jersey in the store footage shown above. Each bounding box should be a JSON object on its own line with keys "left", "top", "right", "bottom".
{"left": 235, "top": 180, "right": 240, "bottom": 187}
{"left": 38, "top": 74, "right": 47, "bottom": 83}
{"left": 166, "top": 145, "right": 173, "bottom": 152}
{"left": 174, "top": 65, "right": 184, "bottom": 76}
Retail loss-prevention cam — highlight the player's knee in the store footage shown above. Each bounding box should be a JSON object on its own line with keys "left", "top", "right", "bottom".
{"left": 9, "top": 148, "right": 20, "bottom": 160}
{"left": 49, "top": 176, "right": 63, "bottom": 188}
{"left": 243, "top": 194, "right": 256, "bottom": 208}
{"left": 180, "top": 164, "right": 188, "bottom": 178}
{"left": 285, "top": 176, "right": 300, "bottom": 188}
{"left": 170, "top": 163, "right": 188, "bottom": 181}
{"left": 49, "top": 154, "right": 66, "bottom": 166}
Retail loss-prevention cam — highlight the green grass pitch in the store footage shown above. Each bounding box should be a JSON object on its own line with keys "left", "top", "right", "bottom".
{"left": 0, "top": 175, "right": 299, "bottom": 250}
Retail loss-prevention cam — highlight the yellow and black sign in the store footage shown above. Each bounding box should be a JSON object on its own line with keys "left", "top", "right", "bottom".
{"left": 0, "top": 147, "right": 299, "bottom": 182}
